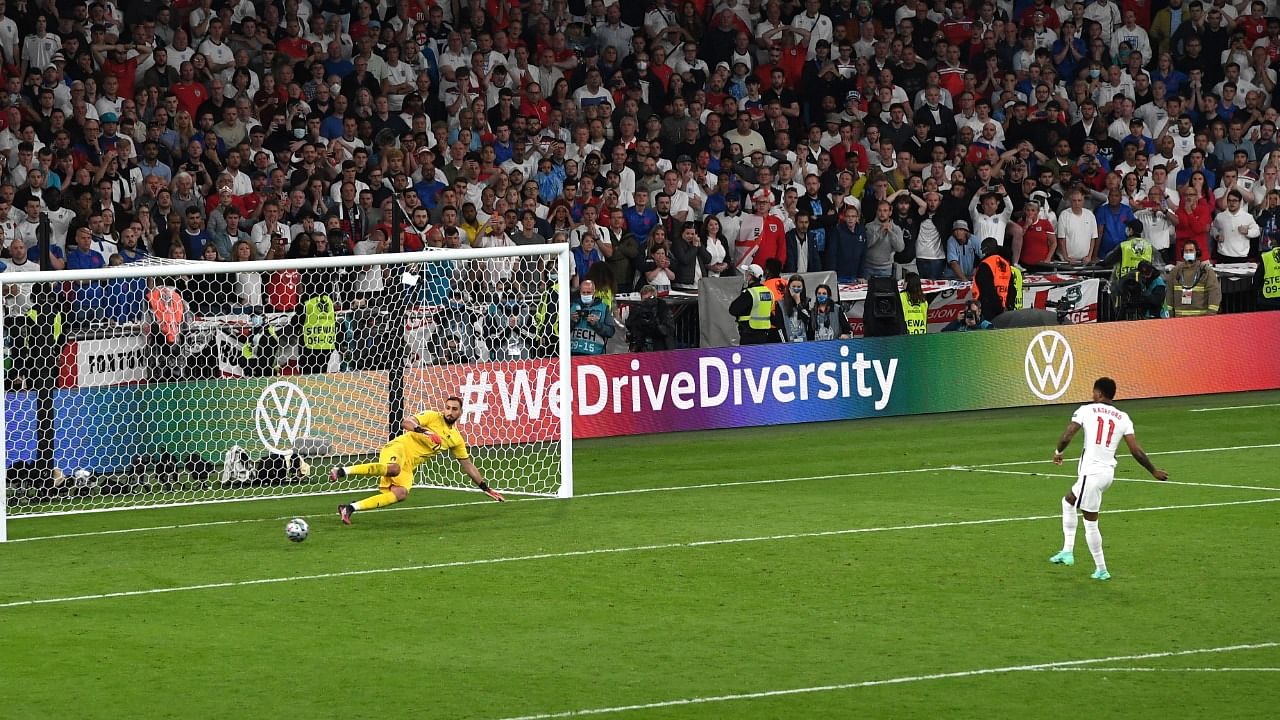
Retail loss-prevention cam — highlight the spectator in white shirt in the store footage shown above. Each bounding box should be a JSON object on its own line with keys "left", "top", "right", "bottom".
{"left": 1212, "top": 190, "right": 1260, "bottom": 262}
{"left": 791, "top": 0, "right": 834, "bottom": 59}
{"left": 1057, "top": 189, "right": 1101, "bottom": 263}
{"left": 1111, "top": 11, "right": 1151, "bottom": 63}
{"left": 969, "top": 188, "right": 1013, "bottom": 256}
{"left": 250, "top": 201, "right": 291, "bottom": 257}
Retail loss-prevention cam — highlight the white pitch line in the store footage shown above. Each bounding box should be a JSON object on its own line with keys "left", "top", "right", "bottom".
{"left": 1190, "top": 404, "right": 1280, "bottom": 413}
{"left": 963, "top": 467, "right": 1280, "bottom": 493}
{"left": 5, "top": 497, "right": 499, "bottom": 543}
{"left": 1046, "top": 667, "right": 1280, "bottom": 673}
{"left": 2, "top": 496, "right": 1278, "bottom": 610}
{"left": 574, "top": 466, "right": 947, "bottom": 497}
{"left": 966, "top": 442, "right": 1280, "bottom": 469}
{"left": 489, "top": 643, "right": 1278, "bottom": 720}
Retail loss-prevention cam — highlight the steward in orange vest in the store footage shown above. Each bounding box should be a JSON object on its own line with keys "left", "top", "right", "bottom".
{"left": 973, "top": 237, "right": 1015, "bottom": 320}
{"left": 761, "top": 258, "right": 788, "bottom": 327}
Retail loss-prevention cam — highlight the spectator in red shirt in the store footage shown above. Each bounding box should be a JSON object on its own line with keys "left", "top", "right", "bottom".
{"left": 519, "top": 83, "right": 551, "bottom": 127}
{"left": 277, "top": 17, "right": 313, "bottom": 61}
{"left": 830, "top": 121, "right": 870, "bottom": 173}
{"left": 939, "top": 0, "right": 974, "bottom": 46}
{"left": 93, "top": 42, "right": 150, "bottom": 103}
{"left": 1174, "top": 185, "right": 1214, "bottom": 260}
{"left": 1018, "top": 200, "right": 1058, "bottom": 267}
{"left": 777, "top": 35, "right": 807, "bottom": 87}
{"left": 172, "top": 61, "right": 209, "bottom": 119}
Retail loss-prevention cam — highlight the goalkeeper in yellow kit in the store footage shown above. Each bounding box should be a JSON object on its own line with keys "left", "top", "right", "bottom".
{"left": 332, "top": 396, "right": 504, "bottom": 524}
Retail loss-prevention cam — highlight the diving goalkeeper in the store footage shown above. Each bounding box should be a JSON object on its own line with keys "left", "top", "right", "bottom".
{"left": 332, "top": 396, "right": 505, "bottom": 524}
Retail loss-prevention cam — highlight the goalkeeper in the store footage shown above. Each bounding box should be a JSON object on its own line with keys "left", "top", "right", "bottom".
{"left": 332, "top": 396, "right": 504, "bottom": 524}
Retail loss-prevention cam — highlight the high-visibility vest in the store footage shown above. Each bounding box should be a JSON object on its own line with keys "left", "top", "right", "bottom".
{"left": 763, "top": 276, "right": 786, "bottom": 322}
{"left": 1118, "top": 239, "right": 1154, "bottom": 279}
{"left": 302, "top": 295, "right": 337, "bottom": 350}
{"left": 536, "top": 281, "right": 560, "bottom": 340}
{"left": 738, "top": 286, "right": 774, "bottom": 329}
{"left": 1262, "top": 251, "right": 1280, "bottom": 299}
{"left": 26, "top": 308, "right": 63, "bottom": 342}
{"left": 763, "top": 276, "right": 787, "bottom": 302}
{"left": 1009, "top": 263, "right": 1024, "bottom": 309}
{"left": 146, "top": 286, "right": 186, "bottom": 344}
{"left": 899, "top": 292, "right": 928, "bottom": 334}
{"left": 974, "top": 255, "right": 1012, "bottom": 305}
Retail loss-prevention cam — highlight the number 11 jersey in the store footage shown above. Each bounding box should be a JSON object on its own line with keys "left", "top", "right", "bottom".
{"left": 1071, "top": 402, "right": 1135, "bottom": 477}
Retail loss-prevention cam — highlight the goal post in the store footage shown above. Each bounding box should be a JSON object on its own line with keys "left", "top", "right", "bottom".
{"left": 0, "top": 243, "right": 573, "bottom": 541}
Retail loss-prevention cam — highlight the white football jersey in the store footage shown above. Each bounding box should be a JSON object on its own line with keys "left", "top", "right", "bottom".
{"left": 1070, "top": 402, "right": 1135, "bottom": 476}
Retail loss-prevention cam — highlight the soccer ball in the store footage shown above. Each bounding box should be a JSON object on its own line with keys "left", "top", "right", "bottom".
{"left": 285, "top": 518, "right": 309, "bottom": 542}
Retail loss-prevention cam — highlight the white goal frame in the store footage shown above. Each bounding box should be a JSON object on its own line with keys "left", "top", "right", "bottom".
{"left": 0, "top": 244, "right": 573, "bottom": 541}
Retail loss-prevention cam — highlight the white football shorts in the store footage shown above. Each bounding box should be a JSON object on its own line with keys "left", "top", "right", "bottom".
{"left": 1071, "top": 472, "right": 1115, "bottom": 513}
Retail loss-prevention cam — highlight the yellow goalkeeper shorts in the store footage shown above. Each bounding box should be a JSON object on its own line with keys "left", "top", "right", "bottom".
{"left": 378, "top": 445, "right": 420, "bottom": 491}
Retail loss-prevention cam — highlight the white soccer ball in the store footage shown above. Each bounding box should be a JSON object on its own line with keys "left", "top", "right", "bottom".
{"left": 285, "top": 517, "right": 310, "bottom": 542}
{"left": 73, "top": 468, "right": 92, "bottom": 483}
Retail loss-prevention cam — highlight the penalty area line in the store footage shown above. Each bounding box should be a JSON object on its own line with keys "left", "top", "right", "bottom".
{"left": 489, "top": 643, "right": 1279, "bottom": 720}
{"left": 1189, "top": 403, "right": 1280, "bottom": 413}
{"left": 1044, "top": 667, "right": 1280, "bottom": 673}
{"left": 966, "top": 442, "right": 1280, "bottom": 469}
{"left": 2, "top": 496, "right": 1278, "bottom": 609}
{"left": 959, "top": 467, "right": 1280, "bottom": 493}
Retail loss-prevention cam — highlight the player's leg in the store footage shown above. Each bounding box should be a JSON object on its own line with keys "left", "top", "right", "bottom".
{"left": 1081, "top": 476, "right": 1114, "bottom": 580}
{"left": 337, "top": 449, "right": 412, "bottom": 523}
{"left": 1050, "top": 479, "right": 1085, "bottom": 565}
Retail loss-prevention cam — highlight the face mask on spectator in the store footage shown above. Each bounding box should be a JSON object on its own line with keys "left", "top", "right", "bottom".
{"left": 816, "top": 293, "right": 829, "bottom": 303}
{"left": 1184, "top": 251, "right": 1196, "bottom": 262}
{"left": 580, "top": 293, "right": 594, "bottom": 304}
{"left": 293, "top": 128, "right": 305, "bottom": 139}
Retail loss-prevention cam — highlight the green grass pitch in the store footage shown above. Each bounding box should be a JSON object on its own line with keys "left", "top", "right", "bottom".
{"left": 2, "top": 391, "right": 1278, "bottom": 719}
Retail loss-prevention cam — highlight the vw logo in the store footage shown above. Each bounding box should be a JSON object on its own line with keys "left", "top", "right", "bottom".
{"left": 1024, "top": 330, "right": 1074, "bottom": 401}
{"left": 255, "top": 381, "right": 312, "bottom": 454}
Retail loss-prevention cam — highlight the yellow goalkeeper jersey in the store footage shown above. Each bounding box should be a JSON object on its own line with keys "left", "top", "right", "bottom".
{"left": 386, "top": 410, "right": 470, "bottom": 463}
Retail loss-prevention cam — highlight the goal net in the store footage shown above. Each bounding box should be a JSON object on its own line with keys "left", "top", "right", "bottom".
{"left": 0, "top": 244, "right": 572, "bottom": 541}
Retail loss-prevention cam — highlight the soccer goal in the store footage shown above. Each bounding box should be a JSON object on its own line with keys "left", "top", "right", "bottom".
{"left": 0, "top": 242, "right": 573, "bottom": 541}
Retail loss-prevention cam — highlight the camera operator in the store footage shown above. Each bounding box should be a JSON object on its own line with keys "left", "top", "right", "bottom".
{"left": 1117, "top": 261, "right": 1168, "bottom": 319}
{"left": 942, "top": 298, "right": 993, "bottom": 331}
{"left": 625, "top": 284, "right": 676, "bottom": 352}
{"left": 1102, "top": 219, "right": 1154, "bottom": 283}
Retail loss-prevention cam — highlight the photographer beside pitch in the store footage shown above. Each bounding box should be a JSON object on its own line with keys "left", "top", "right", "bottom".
{"left": 626, "top": 284, "right": 676, "bottom": 352}
{"left": 569, "top": 279, "right": 617, "bottom": 356}
{"left": 333, "top": 396, "right": 504, "bottom": 525}
{"left": 1050, "top": 378, "right": 1168, "bottom": 581}
{"left": 941, "top": 298, "right": 992, "bottom": 331}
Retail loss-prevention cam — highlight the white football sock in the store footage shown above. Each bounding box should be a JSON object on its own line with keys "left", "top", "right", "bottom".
{"left": 1084, "top": 519, "right": 1105, "bottom": 571}
{"left": 1061, "top": 497, "right": 1078, "bottom": 552}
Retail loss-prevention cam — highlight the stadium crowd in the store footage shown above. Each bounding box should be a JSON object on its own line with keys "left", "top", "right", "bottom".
{"left": 1, "top": 0, "right": 1279, "bottom": 365}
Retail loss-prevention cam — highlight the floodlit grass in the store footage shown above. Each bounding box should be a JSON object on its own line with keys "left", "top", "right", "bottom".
{"left": 2, "top": 391, "right": 1278, "bottom": 719}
